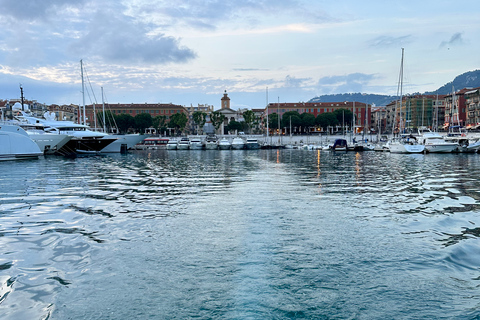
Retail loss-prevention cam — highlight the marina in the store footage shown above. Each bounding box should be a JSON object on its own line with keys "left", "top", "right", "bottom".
{"left": 1, "top": 150, "right": 480, "bottom": 319}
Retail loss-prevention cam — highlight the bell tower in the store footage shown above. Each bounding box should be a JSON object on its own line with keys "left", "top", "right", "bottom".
{"left": 221, "top": 90, "right": 230, "bottom": 109}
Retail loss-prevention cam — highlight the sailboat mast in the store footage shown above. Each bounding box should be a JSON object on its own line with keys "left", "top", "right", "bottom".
{"left": 81, "top": 60, "right": 86, "bottom": 125}
{"left": 266, "top": 87, "right": 269, "bottom": 138}
{"left": 102, "top": 87, "right": 106, "bottom": 132}
{"left": 397, "top": 48, "right": 404, "bottom": 134}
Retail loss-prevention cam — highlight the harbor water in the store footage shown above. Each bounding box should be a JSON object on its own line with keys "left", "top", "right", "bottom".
{"left": 2, "top": 149, "right": 480, "bottom": 319}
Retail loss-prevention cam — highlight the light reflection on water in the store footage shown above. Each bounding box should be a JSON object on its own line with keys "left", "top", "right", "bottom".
{"left": 1, "top": 150, "right": 480, "bottom": 319}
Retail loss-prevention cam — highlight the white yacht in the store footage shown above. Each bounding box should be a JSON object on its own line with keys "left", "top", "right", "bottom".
{"left": 419, "top": 131, "right": 457, "bottom": 153}
{"left": 0, "top": 124, "right": 43, "bottom": 161}
{"left": 231, "top": 137, "right": 245, "bottom": 150}
{"left": 17, "top": 111, "right": 116, "bottom": 155}
{"left": 218, "top": 138, "right": 231, "bottom": 150}
{"left": 444, "top": 126, "right": 480, "bottom": 153}
{"left": 9, "top": 121, "right": 72, "bottom": 155}
{"left": 100, "top": 134, "right": 149, "bottom": 153}
{"left": 245, "top": 137, "right": 260, "bottom": 149}
{"left": 177, "top": 137, "right": 190, "bottom": 150}
{"left": 189, "top": 137, "right": 204, "bottom": 150}
{"left": 166, "top": 139, "right": 178, "bottom": 150}
{"left": 205, "top": 135, "right": 218, "bottom": 150}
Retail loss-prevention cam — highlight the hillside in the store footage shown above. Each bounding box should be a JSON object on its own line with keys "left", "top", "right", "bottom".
{"left": 309, "top": 69, "right": 480, "bottom": 106}
{"left": 425, "top": 69, "right": 480, "bottom": 95}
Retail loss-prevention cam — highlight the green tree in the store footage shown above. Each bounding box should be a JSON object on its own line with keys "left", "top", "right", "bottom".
{"left": 153, "top": 115, "right": 167, "bottom": 134}
{"left": 242, "top": 110, "right": 256, "bottom": 133}
{"left": 227, "top": 120, "right": 243, "bottom": 134}
{"left": 192, "top": 111, "right": 207, "bottom": 134}
{"left": 281, "top": 111, "right": 302, "bottom": 133}
{"left": 169, "top": 112, "right": 189, "bottom": 134}
{"left": 333, "top": 109, "right": 353, "bottom": 126}
{"left": 268, "top": 113, "right": 279, "bottom": 132}
{"left": 210, "top": 111, "right": 225, "bottom": 132}
{"left": 300, "top": 113, "right": 316, "bottom": 134}
{"left": 115, "top": 113, "right": 135, "bottom": 133}
{"left": 316, "top": 112, "right": 338, "bottom": 130}
{"left": 134, "top": 113, "right": 153, "bottom": 134}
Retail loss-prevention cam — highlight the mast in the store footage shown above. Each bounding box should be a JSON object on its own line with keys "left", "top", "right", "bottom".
{"left": 81, "top": 60, "right": 86, "bottom": 125}
{"left": 277, "top": 96, "right": 281, "bottom": 144}
{"left": 266, "top": 87, "right": 269, "bottom": 138}
{"left": 394, "top": 48, "right": 404, "bottom": 136}
{"left": 435, "top": 93, "right": 439, "bottom": 131}
{"left": 20, "top": 84, "right": 25, "bottom": 111}
{"left": 102, "top": 87, "right": 106, "bottom": 132}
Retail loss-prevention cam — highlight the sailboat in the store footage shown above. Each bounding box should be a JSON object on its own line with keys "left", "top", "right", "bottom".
{"left": 387, "top": 48, "right": 425, "bottom": 154}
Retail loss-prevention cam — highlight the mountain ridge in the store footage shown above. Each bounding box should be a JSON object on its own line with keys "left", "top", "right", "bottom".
{"left": 308, "top": 69, "right": 480, "bottom": 106}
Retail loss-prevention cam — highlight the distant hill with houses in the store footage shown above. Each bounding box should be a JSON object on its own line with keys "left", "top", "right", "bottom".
{"left": 309, "top": 69, "right": 480, "bottom": 107}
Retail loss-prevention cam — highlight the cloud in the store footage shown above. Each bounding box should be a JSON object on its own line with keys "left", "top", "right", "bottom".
{"left": 137, "top": 0, "right": 332, "bottom": 30}
{"left": 317, "top": 73, "right": 376, "bottom": 94}
{"left": 283, "top": 75, "right": 310, "bottom": 88}
{"left": 439, "top": 32, "right": 464, "bottom": 48}
{"left": 368, "top": 35, "right": 413, "bottom": 48}
{"left": 0, "top": 0, "right": 87, "bottom": 21}
{"left": 69, "top": 10, "right": 196, "bottom": 64}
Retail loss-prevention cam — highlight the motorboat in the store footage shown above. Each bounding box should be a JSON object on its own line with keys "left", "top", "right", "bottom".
{"left": 205, "top": 135, "right": 218, "bottom": 150}
{"left": 245, "top": 138, "right": 260, "bottom": 149}
{"left": 231, "top": 137, "right": 245, "bottom": 150}
{"left": 189, "top": 137, "right": 204, "bottom": 150}
{"left": 0, "top": 124, "right": 43, "bottom": 161}
{"left": 177, "top": 137, "right": 190, "bottom": 150}
{"left": 419, "top": 131, "right": 457, "bottom": 153}
{"left": 218, "top": 138, "right": 231, "bottom": 150}
{"left": 330, "top": 139, "right": 347, "bottom": 151}
{"left": 444, "top": 126, "right": 480, "bottom": 153}
{"left": 166, "top": 139, "right": 178, "bottom": 150}
{"left": 134, "top": 137, "right": 170, "bottom": 150}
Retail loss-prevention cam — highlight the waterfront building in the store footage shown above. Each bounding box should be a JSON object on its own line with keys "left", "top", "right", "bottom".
{"left": 216, "top": 91, "right": 244, "bottom": 134}
{"left": 264, "top": 101, "right": 372, "bottom": 134}
{"left": 371, "top": 106, "right": 387, "bottom": 134}
{"left": 444, "top": 88, "right": 468, "bottom": 128}
{"left": 186, "top": 103, "right": 214, "bottom": 134}
{"left": 83, "top": 102, "right": 187, "bottom": 133}
{"left": 465, "top": 87, "right": 480, "bottom": 130}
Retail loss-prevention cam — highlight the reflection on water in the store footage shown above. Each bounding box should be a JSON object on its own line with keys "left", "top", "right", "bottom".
{"left": 1, "top": 150, "right": 480, "bottom": 319}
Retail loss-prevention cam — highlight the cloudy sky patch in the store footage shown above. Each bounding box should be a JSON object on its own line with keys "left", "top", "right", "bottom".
{"left": 0, "top": 0, "right": 479, "bottom": 108}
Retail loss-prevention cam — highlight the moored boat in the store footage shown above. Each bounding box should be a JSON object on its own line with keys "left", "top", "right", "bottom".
{"left": 245, "top": 137, "right": 260, "bottom": 149}
{"left": 205, "top": 135, "right": 218, "bottom": 150}
{"left": 330, "top": 139, "right": 347, "bottom": 151}
{"left": 135, "top": 137, "right": 169, "bottom": 150}
{"left": 218, "top": 138, "right": 231, "bottom": 150}
{"left": 166, "top": 139, "right": 178, "bottom": 150}
{"left": 419, "top": 131, "right": 457, "bottom": 153}
{"left": 189, "top": 137, "right": 204, "bottom": 150}
{"left": 231, "top": 137, "right": 245, "bottom": 150}
{"left": 0, "top": 124, "right": 43, "bottom": 161}
{"left": 177, "top": 137, "right": 190, "bottom": 150}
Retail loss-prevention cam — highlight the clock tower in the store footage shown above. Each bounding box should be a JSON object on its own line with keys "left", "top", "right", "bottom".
{"left": 221, "top": 90, "right": 230, "bottom": 109}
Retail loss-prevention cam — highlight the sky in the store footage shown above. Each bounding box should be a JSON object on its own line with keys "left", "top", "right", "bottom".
{"left": 0, "top": 0, "right": 479, "bottom": 110}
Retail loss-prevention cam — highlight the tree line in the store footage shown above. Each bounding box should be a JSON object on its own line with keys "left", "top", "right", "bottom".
{"left": 95, "top": 108, "right": 353, "bottom": 135}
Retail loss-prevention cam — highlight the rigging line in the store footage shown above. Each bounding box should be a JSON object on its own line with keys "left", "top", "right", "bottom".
{"left": 102, "top": 90, "right": 119, "bottom": 131}
{"left": 82, "top": 62, "right": 98, "bottom": 105}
